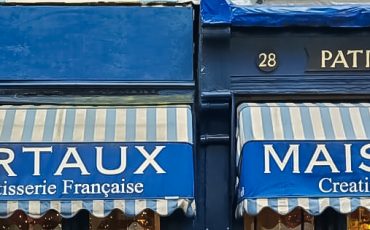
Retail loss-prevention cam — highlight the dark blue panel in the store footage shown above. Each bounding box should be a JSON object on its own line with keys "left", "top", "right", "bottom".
{"left": 201, "top": 28, "right": 370, "bottom": 94}
{"left": 201, "top": 0, "right": 370, "bottom": 27}
{"left": 0, "top": 6, "right": 193, "bottom": 81}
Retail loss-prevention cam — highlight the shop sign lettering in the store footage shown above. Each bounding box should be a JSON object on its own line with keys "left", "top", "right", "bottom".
{"left": 0, "top": 143, "right": 194, "bottom": 200}
{"left": 321, "top": 50, "right": 370, "bottom": 69}
{"left": 0, "top": 146, "right": 167, "bottom": 177}
{"left": 306, "top": 48, "right": 370, "bottom": 71}
{"left": 239, "top": 141, "right": 370, "bottom": 200}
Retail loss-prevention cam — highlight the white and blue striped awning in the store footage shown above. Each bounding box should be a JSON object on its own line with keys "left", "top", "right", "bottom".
{"left": 236, "top": 102, "right": 370, "bottom": 216}
{"left": 237, "top": 197, "right": 370, "bottom": 217}
{"left": 0, "top": 105, "right": 195, "bottom": 218}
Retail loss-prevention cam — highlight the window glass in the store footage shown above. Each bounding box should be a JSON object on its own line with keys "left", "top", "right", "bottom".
{"left": 348, "top": 208, "right": 370, "bottom": 230}
{"left": 89, "top": 209, "right": 158, "bottom": 230}
{"left": 244, "top": 208, "right": 314, "bottom": 230}
{"left": 0, "top": 210, "right": 62, "bottom": 230}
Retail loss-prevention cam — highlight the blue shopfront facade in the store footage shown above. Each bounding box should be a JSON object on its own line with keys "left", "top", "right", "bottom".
{"left": 0, "top": 4, "right": 196, "bottom": 230}
{"left": 201, "top": 0, "right": 370, "bottom": 229}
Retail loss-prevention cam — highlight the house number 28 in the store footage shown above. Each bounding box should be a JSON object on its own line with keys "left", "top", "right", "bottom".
{"left": 257, "top": 52, "right": 278, "bottom": 72}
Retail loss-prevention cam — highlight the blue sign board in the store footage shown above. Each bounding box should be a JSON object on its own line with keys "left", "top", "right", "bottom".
{"left": 0, "top": 6, "right": 193, "bottom": 82}
{"left": 0, "top": 142, "right": 193, "bottom": 200}
{"left": 239, "top": 141, "right": 370, "bottom": 201}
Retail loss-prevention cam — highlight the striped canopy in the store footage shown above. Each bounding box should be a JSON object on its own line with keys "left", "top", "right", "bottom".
{"left": 236, "top": 102, "right": 370, "bottom": 216}
{"left": 0, "top": 105, "right": 195, "bottom": 218}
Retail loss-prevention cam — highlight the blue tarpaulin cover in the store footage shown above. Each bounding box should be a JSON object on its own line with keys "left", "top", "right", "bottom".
{"left": 201, "top": 0, "right": 370, "bottom": 27}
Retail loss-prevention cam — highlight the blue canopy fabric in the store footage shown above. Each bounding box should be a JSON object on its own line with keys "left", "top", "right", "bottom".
{"left": 236, "top": 103, "right": 370, "bottom": 216}
{"left": 201, "top": 0, "right": 370, "bottom": 27}
{"left": 0, "top": 105, "right": 195, "bottom": 218}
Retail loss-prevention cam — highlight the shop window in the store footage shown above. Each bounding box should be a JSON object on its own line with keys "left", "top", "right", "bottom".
{"left": 244, "top": 208, "right": 314, "bottom": 230}
{"left": 89, "top": 209, "right": 159, "bottom": 230}
{"left": 348, "top": 208, "right": 370, "bottom": 230}
{"left": 0, "top": 209, "right": 159, "bottom": 230}
{"left": 0, "top": 210, "right": 62, "bottom": 230}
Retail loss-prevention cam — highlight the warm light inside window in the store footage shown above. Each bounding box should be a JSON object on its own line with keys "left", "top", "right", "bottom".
{"left": 0, "top": 210, "right": 62, "bottom": 229}
{"left": 0, "top": 209, "right": 159, "bottom": 230}
{"left": 348, "top": 208, "right": 370, "bottom": 230}
{"left": 89, "top": 209, "right": 159, "bottom": 230}
{"left": 244, "top": 208, "right": 314, "bottom": 230}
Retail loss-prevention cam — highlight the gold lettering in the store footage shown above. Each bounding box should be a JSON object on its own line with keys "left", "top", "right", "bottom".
{"left": 330, "top": 50, "right": 349, "bottom": 68}
{"left": 321, "top": 50, "right": 332, "bottom": 68}
{"left": 347, "top": 50, "right": 363, "bottom": 68}
{"left": 367, "top": 50, "right": 370, "bottom": 68}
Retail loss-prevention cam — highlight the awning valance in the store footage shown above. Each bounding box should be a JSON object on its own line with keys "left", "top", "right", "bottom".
{"left": 237, "top": 197, "right": 370, "bottom": 216}
{"left": 0, "top": 105, "right": 195, "bottom": 218}
{"left": 0, "top": 199, "right": 195, "bottom": 218}
{"left": 236, "top": 103, "right": 370, "bottom": 216}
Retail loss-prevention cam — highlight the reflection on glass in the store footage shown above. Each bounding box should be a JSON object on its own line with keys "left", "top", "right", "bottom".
{"left": 0, "top": 209, "right": 157, "bottom": 230}
{"left": 348, "top": 208, "right": 370, "bottom": 230}
{"left": 244, "top": 208, "right": 314, "bottom": 230}
{"left": 89, "top": 209, "right": 156, "bottom": 230}
{"left": 0, "top": 210, "right": 61, "bottom": 230}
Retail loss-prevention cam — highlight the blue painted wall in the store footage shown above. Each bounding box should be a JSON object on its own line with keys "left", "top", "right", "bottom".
{"left": 0, "top": 6, "right": 193, "bottom": 82}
